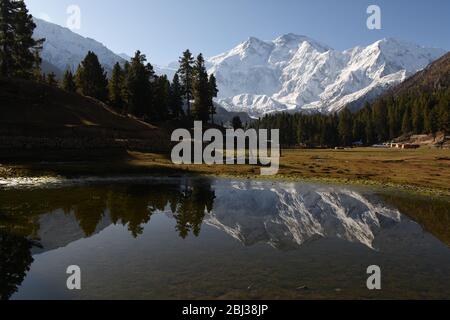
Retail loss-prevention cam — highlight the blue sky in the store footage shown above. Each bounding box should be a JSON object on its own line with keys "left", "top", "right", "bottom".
{"left": 25, "top": 0, "right": 450, "bottom": 65}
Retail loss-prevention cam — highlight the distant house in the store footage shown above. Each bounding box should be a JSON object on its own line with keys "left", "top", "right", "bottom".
{"left": 387, "top": 143, "right": 420, "bottom": 149}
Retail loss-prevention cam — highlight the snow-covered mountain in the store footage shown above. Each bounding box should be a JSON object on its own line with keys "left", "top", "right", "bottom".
{"left": 31, "top": 209, "right": 112, "bottom": 255}
{"left": 33, "top": 18, "right": 126, "bottom": 75}
{"left": 33, "top": 18, "right": 446, "bottom": 116}
{"left": 33, "top": 18, "right": 175, "bottom": 78}
{"left": 208, "top": 34, "right": 446, "bottom": 117}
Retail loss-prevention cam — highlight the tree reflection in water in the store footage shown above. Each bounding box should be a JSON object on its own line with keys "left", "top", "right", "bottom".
{"left": 0, "top": 178, "right": 215, "bottom": 299}
{"left": 175, "top": 180, "right": 215, "bottom": 239}
{"left": 1, "top": 179, "right": 450, "bottom": 300}
{"left": 0, "top": 179, "right": 216, "bottom": 239}
{"left": 0, "top": 232, "right": 41, "bottom": 300}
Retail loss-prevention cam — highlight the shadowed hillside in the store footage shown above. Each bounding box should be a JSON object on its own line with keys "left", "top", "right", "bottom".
{"left": 0, "top": 78, "right": 171, "bottom": 160}
{"left": 383, "top": 52, "right": 450, "bottom": 97}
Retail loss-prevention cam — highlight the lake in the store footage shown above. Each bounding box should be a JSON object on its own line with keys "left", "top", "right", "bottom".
{"left": 1, "top": 177, "right": 449, "bottom": 300}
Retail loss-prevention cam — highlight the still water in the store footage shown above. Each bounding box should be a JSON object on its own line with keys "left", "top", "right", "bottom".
{"left": 0, "top": 177, "right": 449, "bottom": 300}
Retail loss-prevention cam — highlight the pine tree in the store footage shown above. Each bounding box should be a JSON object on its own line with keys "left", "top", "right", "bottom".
{"left": 153, "top": 75, "right": 170, "bottom": 121}
{"left": 0, "top": 0, "right": 15, "bottom": 76}
{"left": 121, "top": 61, "right": 131, "bottom": 110}
{"left": 124, "top": 50, "right": 154, "bottom": 118}
{"left": 62, "top": 69, "right": 77, "bottom": 92}
{"left": 411, "top": 103, "right": 423, "bottom": 134}
{"left": 387, "top": 103, "right": 398, "bottom": 139}
{"left": 11, "top": 0, "right": 43, "bottom": 78}
{"left": 169, "top": 73, "right": 184, "bottom": 118}
{"left": 192, "top": 54, "right": 210, "bottom": 122}
{"left": 232, "top": 116, "right": 243, "bottom": 130}
{"left": 296, "top": 117, "right": 306, "bottom": 145}
{"left": 108, "top": 62, "right": 125, "bottom": 111}
{"left": 326, "top": 114, "right": 338, "bottom": 146}
{"left": 373, "top": 99, "right": 388, "bottom": 142}
{"left": 425, "top": 107, "right": 439, "bottom": 136}
{"left": 437, "top": 98, "right": 450, "bottom": 134}
{"left": 177, "top": 49, "right": 194, "bottom": 116}
{"left": 401, "top": 107, "right": 412, "bottom": 134}
{"left": 352, "top": 117, "right": 365, "bottom": 144}
{"left": 37, "top": 72, "right": 46, "bottom": 83}
{"left": 338, "top": 108, "right": 353, "bottom": 146}
{"left": 0, "top": 0, "right": 43, "bottom": 78}
{"left": 365, "top": 119, "right": 376, "bottom": 145}
{"left": 75, "top": 51, "right": 108, "bottom": 102}
{"left": 46, "top": 72, "right": 57, "bottom": 86}
{"left": 208, "top": 74, "right": 218, "bottom": 123}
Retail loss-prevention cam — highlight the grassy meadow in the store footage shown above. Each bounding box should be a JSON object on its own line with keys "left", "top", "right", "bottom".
{"left": 1, "top": 146, "right": 449, "bottom": 196}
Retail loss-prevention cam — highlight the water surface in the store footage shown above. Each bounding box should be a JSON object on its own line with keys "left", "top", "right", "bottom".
{"left": 1, "top": 177, "right": 449, "bottom": 300}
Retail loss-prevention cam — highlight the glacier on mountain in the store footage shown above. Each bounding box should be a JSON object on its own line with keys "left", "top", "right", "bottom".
{"left": 208, "top": 34, "right": 446, "bottom": 116}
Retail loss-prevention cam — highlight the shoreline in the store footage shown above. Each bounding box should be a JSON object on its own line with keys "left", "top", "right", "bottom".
{"left": 1, "top": 147, "right": 449, "bottom": 197}
{"left": 1, "top": 163, "right": 449, "bottom": 199}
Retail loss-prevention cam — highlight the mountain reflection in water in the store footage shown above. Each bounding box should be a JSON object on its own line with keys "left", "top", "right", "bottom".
{"left": 0, "top": 178, "right": 449, "bottom": 300}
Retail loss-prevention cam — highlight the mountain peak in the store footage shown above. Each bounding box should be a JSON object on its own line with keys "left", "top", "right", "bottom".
{"left": 234, "top": 36, "right": 274, "bottom": 58}
{"left": 275, "top": 33, "right": 312, "bottom": 43}
{"left": 242, "top": 36, "right": 272, "bottom": 48}
{"left": 273, "top": 33, "right": 331, "bottom": 52}
{"left": 247, "top": 36, "right": 265, "bottom": 42}
{"left": 375, "top": 37, "right": 411, "bottom": 47}
{"left": 372, "top": 37, "right": 437, "bottom": 51}
{"left": 209, "top": 35, "right": 445, "bottom": 117}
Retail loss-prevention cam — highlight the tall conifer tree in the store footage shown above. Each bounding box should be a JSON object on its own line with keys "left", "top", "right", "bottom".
{"left": 208, "top": 74, "right": 218, "bottom": 123}
{"left": 232, "top": 116, "right": 243, "bottom": 130}
{"left": 125, "top": 50, "right": 154, "bottom": 118}
{"left": 192, "top": 54, "right": 210, "bottom": 122}
{"left": 402, "top": 107, "right": 412, "bottom": 134}
{"left": 178, "top": 50, "right": 194, "bottom": 116}
{"left": 108, "top": 62, "right": 125, "bottom": 111}
{"left": 169, "top": 73, "right": 184, "bottom": 118}
{"left": 338, "top": 108, "right": 353, "bottom": 146}
{"left": 12, "top": 0, "right": 43, "bottom": 78}
{"left": 75, "top": 51, "right": 108, "bottom": 102}
{"left": 0, "top": 0, "right": 15, "bottom": 76}
{"left": 62, "top": 69, "right": 76, "bottom": 92}
{"left": 0, "top": 0, "right": 43, "bottom": 78}
{"left": 153, "top": 75, "right": 170, "bottom": 121}
{"left": 46, "top": 72, "right": 57, "bottom": 86}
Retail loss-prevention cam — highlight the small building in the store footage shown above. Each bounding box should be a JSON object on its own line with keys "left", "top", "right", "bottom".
{"left": 386, "top": 143, "right": 420, "bottom": 149}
